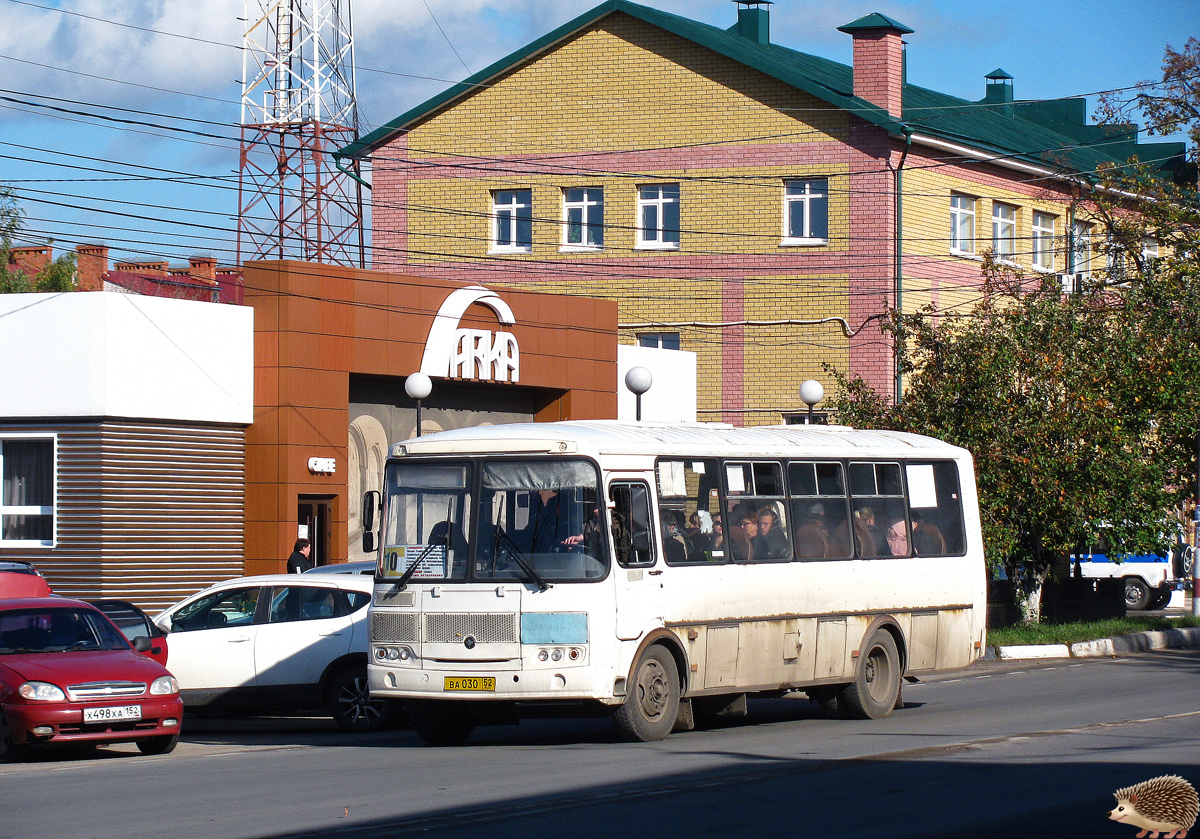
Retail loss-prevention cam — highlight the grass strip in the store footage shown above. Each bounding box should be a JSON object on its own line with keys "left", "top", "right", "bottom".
{"left": 988, "top": 615, "right": 1200, "bottom": 647}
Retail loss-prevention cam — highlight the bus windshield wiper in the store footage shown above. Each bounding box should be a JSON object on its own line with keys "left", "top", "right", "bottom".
{"left": 493, "top": 524, "right": 550, "bottom": 591}
{"left": 393, "top": 535, "right": 446, "bottom": 591}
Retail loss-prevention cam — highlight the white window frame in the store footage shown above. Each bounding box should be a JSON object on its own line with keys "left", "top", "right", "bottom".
{"left": 0, "top": 434, "right": 57, "bottom": 548}
{"left": 781, "top": 178, "right": 829, "bottom": 246}
{"left": 992, "top": 202, "right": 1018, "bottom": 262}
{"left": 490, "top": 189, "right": 532, "bottom": 254}
{"left": 636, "top": 184, "right": 680, "bottom": 250}
{"left": 949, "top": 193, "right": 976, "bottom": 255}
{"left": 1142, "top": 238, "right": 1159, "bottom": 262}
{"left": 561, "top": 187, "right": 604, "bottom": 252}
{"left": 1031, "top": 211, "right": 1056, "bottom": 271}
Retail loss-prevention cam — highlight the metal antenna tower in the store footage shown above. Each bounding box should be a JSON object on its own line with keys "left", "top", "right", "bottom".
{"left": 238, "top": 0, "right": 365, "bottom": 266}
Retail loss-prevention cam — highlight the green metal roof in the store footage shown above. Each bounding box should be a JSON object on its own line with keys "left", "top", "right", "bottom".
{"left": 338, "top": 0, "right": 1181, "bottom": 180}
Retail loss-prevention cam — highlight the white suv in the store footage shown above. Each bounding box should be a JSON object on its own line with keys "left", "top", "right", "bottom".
{"left": 154, "top": 574, "right": 399, "bottom": 731}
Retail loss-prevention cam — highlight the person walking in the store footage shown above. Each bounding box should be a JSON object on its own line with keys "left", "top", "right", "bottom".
{"left": 286, "top": 538, "right": 312, "bottom": 573}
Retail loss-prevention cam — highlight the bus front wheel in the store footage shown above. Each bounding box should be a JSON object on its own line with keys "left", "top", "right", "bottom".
{"left": 839, "top": 630, "right": 901, "bottom": 720}
{"left": 409, "top": 700, "right": 475, "bottom": 746}
{"left": 614, "top": 646, "right": 680, "bottom": 742}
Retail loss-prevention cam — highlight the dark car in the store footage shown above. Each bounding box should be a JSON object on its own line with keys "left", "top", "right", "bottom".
{"left": 90, "top": 600, "right": 169, "bottom": 667}
{"left": 0, "top": 598, "right": 183, "bottom": 762}
{"left": 0, "top": 561, "right": 52, "bottom": 599}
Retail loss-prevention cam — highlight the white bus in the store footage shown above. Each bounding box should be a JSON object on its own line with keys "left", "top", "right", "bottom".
{"left": 362, "top": 421, "right": 986, "bottom": 744}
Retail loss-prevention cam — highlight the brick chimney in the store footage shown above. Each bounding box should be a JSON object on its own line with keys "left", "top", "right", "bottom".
{"left": 114, "top": 260, "right": 169, "bottom": 276}
{"left": 9, "top": 245, "right": 51, "bottom": 278}
{"left": 75, "top": 244, "right": 109, "bottom": 292}
{"left": 837, "top": 13, "right": 913, "bottom": 120}
{"left": 188, "top": 255, "right": 218, "bottom": 282}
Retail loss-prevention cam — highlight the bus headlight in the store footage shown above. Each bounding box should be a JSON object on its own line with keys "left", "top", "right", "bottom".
{"left": 375, "top": 646, "right": 415, "bottom": 663}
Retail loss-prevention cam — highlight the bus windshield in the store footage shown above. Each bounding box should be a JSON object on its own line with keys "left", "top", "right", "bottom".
{"left": 380, "top": 458, "right": 608, "bottom": 583}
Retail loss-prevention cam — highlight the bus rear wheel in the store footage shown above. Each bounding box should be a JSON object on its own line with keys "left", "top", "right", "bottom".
{"left": 839, "top": 630, "right": 901, "bottom": 720}
{"left": 614, "top": 646, "right": 680, "bottom": 742}
{"left": 409, "top": 700, "right": 475, "bottom": 746}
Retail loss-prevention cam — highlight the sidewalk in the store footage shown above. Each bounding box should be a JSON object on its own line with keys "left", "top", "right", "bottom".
{"left": 985, "top": 596, "right": 1200, "bottom": 660}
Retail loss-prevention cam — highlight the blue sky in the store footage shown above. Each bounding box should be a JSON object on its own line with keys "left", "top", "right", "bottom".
{"left": 0, "top": 0, "right": 1195, "bottom": 267}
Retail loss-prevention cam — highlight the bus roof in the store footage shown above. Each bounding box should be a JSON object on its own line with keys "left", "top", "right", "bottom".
{"left": 390, "top": 420, "right": 971, "bottom": 461}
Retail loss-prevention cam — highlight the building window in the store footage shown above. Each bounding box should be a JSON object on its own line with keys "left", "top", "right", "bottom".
{"left": 782, "top": 179, "right": 829, "bottom": 244}
{"left": 562, "top": 188, "right": 604, "bottom": 250}
{"left": 992, "top": 202, "right": 1017, "bottom": 261}
{"left": 1142, "top": 238, "right": 1159, "bottom": 262}
{"left": 949, "top": 193, "right": 976, "bottom": 254}
{"left": 636, "top": 184, "right": 679, "bottom": 249}
{"left": 637, "top": 332, "right": 680, "bottom": 350}
{"left": 491, "top": 189, "right": 532, "bottom": 252}
{"left": 1, "top": 437, "right": 55, "bottom": 546}
{"left": 1032, "top": 212, "right": 1056, "bottom": 270}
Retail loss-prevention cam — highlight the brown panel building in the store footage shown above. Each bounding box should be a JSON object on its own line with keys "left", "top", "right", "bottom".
{"left": 243, "top": 261, "right": 618, "bottom": 574}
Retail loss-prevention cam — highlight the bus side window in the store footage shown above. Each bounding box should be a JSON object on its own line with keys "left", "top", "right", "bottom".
{"left": 610, "top": 482, "right": 655, "bottom": 568}
{"left": 905, "top": 461, "right": 965, "bottom": 556}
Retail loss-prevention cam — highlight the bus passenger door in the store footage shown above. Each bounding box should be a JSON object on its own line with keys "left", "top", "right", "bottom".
{"left": 610, "top": 481, "right": 662, "bottom": 641}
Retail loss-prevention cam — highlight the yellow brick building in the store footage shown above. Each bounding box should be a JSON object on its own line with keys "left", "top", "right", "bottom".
{"left": 340, "top": 1, "right": 1184, "bottom": 424}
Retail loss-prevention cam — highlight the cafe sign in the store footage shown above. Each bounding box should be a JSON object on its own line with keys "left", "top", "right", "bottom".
{"left": 420, "top": 286, "right": 520, "bottom": 383}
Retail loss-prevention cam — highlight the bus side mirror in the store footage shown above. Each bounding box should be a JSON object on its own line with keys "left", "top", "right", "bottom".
{"left": 362, "top": 491, "right": 379, "bottom": 531}
{"left": 362, "top": 491, "right": 380, "bottom": 554}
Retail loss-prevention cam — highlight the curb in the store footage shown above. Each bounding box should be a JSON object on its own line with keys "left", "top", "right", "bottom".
{"left": 984, "top": 626, "right": 1200, "bottom": 661}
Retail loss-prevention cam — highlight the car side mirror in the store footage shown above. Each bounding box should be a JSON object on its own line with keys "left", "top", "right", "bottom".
{"left": 363, "top": 531, "right": 376, "bottom": 553}
{"left": 131, "top": 635, "right": 153, "bottom": 652}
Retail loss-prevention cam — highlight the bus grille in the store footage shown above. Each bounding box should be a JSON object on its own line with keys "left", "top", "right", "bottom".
{"left": 371, "top": 612, "right": 420, "bottom": 643}
{"left": 425, "top": 613, "right": 517, "bottom": 644}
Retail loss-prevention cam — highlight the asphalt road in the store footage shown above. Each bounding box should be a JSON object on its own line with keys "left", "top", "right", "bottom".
{"left": 2, "top": 650, "right": 1198, "bottom": 839}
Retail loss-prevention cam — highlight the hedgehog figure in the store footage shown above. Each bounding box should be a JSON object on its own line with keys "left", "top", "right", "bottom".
{"left": 1108, "top": 775, "right": 1198, "bottom": 838}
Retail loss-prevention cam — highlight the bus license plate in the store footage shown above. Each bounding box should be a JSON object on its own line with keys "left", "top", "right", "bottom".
{"left": 83, "top": 705, "right": 142, "bottom": 723}
{"left": 443, "top": 676, "right": 496, "bottom": 692}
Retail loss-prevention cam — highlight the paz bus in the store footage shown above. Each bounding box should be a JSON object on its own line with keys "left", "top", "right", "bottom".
{"left": 361, "top": 421, "right": 986, "bottom": 744}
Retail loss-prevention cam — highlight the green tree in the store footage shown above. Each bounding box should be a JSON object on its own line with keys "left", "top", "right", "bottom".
{"left": 830, "top": 42, "right": 1200, "bottom": 622}
{"left": 828, "top": 256, "right": 1198, "bottom": 621}
{"left": 0, "top": 186, "right": 78, "bottom": 293}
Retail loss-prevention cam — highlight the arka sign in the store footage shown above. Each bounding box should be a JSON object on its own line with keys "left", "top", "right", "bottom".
{"left": 420, "top": 286, "right": 520, "bottom": 382}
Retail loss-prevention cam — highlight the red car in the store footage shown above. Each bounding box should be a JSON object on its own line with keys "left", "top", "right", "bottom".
{"left": 0, "top": 561, "right": 52, "bottom": 599}
{"left": 0, "top": 598, "right": 183, "bottom": 762}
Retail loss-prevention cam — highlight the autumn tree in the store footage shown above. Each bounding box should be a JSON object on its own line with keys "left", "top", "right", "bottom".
{"left": 0, "top": 186, "right": 77, "bottom": 294}
{"left": 829, "top": 42, "right": 1200, "bottom": 622}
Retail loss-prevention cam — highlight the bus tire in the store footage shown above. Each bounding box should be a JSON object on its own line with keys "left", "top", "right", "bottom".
{"left": 839, "top": 630, "right": 901, "bottom": 720}
{"left": 409, "top": 700, "right": 475, "bottom": 746}
{"left": 614, "top": 646, "right": 680, "bottom": 742}
{"left": 1123, "top": 577, "right": 1152, "bottom": 610}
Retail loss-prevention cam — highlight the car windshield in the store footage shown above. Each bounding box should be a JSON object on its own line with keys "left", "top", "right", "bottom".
{"left": 380, "top": 458, "right": 608, "bottom": 583}
{"left": 0, "top": 607, "right": 128, "bottom": 654}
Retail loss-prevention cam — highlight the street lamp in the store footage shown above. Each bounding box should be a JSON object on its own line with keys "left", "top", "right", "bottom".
{"left": 799, "top": 379, "right": 824, "bottom": 425}
{"left": 405, "top": 372, "right": 432, "bottom": 437}
{"left": 625, "top": 366, "right": 653, "bottom": 422}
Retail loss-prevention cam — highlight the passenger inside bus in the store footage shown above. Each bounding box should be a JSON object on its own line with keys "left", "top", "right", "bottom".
{"left": 911, "top": 513, "right": 947, "bottom": 555}
{"left": 884, "top": 518, "right": 909, "bottom": 556}
{"left": 756, "top": 504, "right": 792, "bottom": 560}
